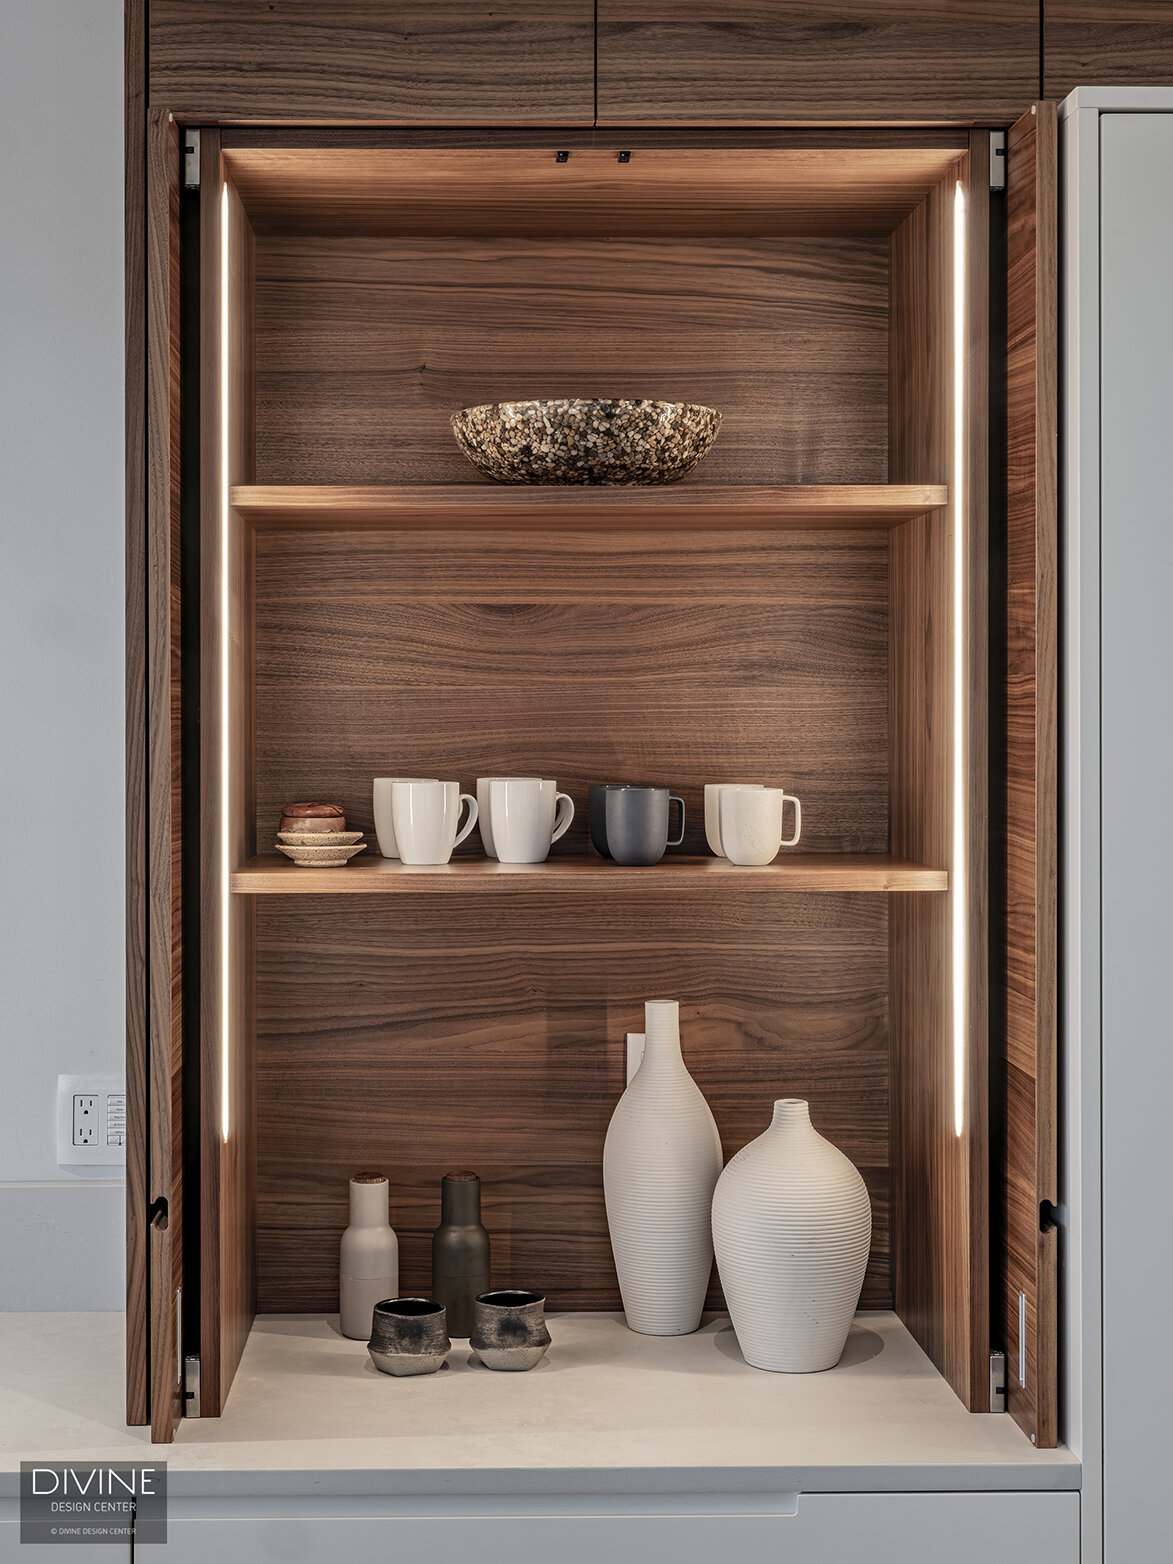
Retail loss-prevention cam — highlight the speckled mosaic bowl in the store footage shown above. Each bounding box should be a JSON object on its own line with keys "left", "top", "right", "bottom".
{"left": 451, "top": 399, "right": 721, "bottom": 485}
{"left": 276, "top": 841, "right": 367, "bottom": 869}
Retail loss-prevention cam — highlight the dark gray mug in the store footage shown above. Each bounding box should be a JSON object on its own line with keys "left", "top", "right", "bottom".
{"left": 589, "top": 783, "right": 619, "bottom": 857}
{"left": 603, "top": 786, "right": 685, "bottom": 866}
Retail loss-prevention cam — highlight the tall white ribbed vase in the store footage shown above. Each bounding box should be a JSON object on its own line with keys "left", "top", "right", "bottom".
{"left": 603, "top": 1000, "right": 723, "bottom": 1335}
{"left": 712, "top": 1099, "right": 871, "bottom": 1372}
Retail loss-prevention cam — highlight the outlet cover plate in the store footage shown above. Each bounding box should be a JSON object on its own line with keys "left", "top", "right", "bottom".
{"left": 57, "top": 1074, "right": 126, "bottom": 1166}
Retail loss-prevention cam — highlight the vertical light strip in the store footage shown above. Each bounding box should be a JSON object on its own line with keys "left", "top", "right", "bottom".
{"left": 220, "top": 181, "right": 231, "bottom": 1144}
{"left": 951, "top": 178, "right": 968, "bottom": 1139}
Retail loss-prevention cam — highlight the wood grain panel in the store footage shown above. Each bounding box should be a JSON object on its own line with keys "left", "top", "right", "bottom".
{"left": 199, "top": 151, "right": 258, "bottom": 1419}
{"left": 1044, "top": 2, "right": 1173, "bottom": 96}
{"left": 253, "top": 894, "right": 891, "bottom": 1313}
{"left": 252, "top": 235, "right": 889, "bottom": 486}
{"left": 888, "top": 142, "right": 990, "bottom": 1413}
{"left": 252, "top": 529, "right": 890, "bottom": 858}
{"left": 1001, "top": 103, "right": 1058, "bottom": 1449}
{"left": 124, "top": 0, "right": 149, "bottom": 1432}
{"left": 223, "top": 146, "right": 969, "bottom": 239}
{"left": 232, "top": 483, "right": 948, "bottom": 531}
{"left": 597, "top": 1, "right": 1039, "bottom": 126}
{"left": 149, "top": 1, "right": 594, "bottom": 125}
{"left": 233, "top": 855, "right": 947, "bottom": 895}
{"left": 146, "top": 109, "right": 183, "bottom": 1445}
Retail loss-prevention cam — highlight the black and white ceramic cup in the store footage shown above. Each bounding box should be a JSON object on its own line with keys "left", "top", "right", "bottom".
{"left": 368, "top": 1297, "right": 451, "bottom": 1377}
{"left": 602, "top": 785, "right": 686, "bottom": 866}
{"left": 470, "top": 1289, "right": 552, "bottom": 1371}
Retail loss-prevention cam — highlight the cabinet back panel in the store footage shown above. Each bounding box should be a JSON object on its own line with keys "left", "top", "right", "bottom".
{"left": 252, "top": 235, "right": 888, "bottom": 486}
{"left": 252, "top": 529, "right": 889, "bottom": 856}
{"left": 251, "top": 525, "right": 891, "bottom": 1311}
{"left": 254, "top": 894, "right": 890, "bottom": 1313}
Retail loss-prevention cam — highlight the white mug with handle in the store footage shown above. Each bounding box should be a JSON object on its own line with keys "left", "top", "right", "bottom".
{"left": 704, "top": 782, "right": 764, "bottom": 857}
{"left": 391, "top": 780, "right": 479, "bottom": 866}
{"left": 717, "top": 785, "right": 802, "bottom": 866}
{"left": 373, "top": 777, "right": 439, "bottom": 858}
{"left": 489, "top": 777, "right": 575, "bottom": 864}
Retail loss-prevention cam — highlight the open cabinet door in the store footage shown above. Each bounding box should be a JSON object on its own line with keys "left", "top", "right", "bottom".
{"left": 1002, "top": 102, "right": 1059, "bottom": 1448}
{"left": 127, "top": 107, "right": 185, "bottom": 1442}
{"left": 198, "top": 133, "right": 258, "bottom": 1419}
{"left": 889, "top": 134, "right": 991, "bottom": 1414}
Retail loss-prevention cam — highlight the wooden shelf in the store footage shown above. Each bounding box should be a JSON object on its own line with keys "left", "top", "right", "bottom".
{"left": 231, "top": 853, "right": 948, "bottom": 895}
{"left": 230, "top": 483, "right": 948, "bottom": 531}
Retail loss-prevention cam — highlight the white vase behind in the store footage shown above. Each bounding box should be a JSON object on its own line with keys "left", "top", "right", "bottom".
{"left": 603, "top": 1000, "right": 723, "bottom": 1335}
{"left": 712, "top": 1098, "right": 871, "bottom": 1372}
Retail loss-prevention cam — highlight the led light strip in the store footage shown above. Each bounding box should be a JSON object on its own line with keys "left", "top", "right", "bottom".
{"left": 951, "top": 178, "right": 967, "bottom": 1140}
{"left": 220, "top": 181, "right": 231, "bottom": 1145}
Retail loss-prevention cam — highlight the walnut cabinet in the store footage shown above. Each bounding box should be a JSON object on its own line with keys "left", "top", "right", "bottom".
{"left": 126, "top": 105, "right": 1059, "bottom": 1461}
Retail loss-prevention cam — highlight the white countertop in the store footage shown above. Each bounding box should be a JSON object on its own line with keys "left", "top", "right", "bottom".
{"left": 0, "top": 1311, "right": 1079, "bottom": 1498}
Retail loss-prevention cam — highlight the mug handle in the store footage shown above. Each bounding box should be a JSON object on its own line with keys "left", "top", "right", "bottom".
{"left": 668, "top": 795, "right": 686, "bottom": 847}
{"left": 780, "top": 793, "right": 802, "bottom": 848}
{"left": 551, "top": 792, "right": 575, "bottom": 844}
{"left": 453, "top": 793, "right": 479, "bottom": 849}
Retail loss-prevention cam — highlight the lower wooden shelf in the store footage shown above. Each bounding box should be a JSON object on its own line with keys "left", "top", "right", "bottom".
{"left": 231, "top": 853, "right": 947, "bottom": 894}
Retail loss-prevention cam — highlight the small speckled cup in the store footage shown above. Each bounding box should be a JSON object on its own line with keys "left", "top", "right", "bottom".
{"left": 368, "top": 1298, "right": 450, "bottom": 1377}
{"left": 470, "top": 1289, "right": 552, "bottom": 1371}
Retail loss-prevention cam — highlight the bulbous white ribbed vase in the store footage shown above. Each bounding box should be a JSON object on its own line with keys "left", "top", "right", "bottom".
{"left": 712, "top": 1099, "right": 871, "bottom": 1372}
{"left": 603, "top": 1000, "right": 723, "bottom": 1335}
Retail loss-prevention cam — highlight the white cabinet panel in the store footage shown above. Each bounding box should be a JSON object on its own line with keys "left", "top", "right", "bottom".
{"left": 136, "top": 1492, "right": 1079, "bottom": 1564}
{"left": 1098, "top": 110, "right": 1173, "bottom": 1564}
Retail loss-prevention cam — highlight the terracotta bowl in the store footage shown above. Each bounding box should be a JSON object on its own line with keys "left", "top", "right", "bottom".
{"left": 280, "top": 804, "right": 346, "bottom": 834}
{"left": 451, "top": 399, "right": 721, "bottom": 486}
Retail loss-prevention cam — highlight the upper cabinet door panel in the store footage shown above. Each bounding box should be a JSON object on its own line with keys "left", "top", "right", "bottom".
{"left": 597, "top": 2, "right": 1039, "bottom": 124}
{"left": 1044, "top": 2, "right": 1173, "bottom": 98}
{"left": 149, "top": 1, "right": 595, "bottom": 124}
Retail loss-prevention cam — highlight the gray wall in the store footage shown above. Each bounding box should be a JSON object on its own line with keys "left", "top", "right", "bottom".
{"left": 0, "top": 0, "right": 125, "bottom": 1308}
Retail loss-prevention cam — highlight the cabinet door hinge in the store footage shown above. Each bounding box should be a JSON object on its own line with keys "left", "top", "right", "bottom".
{"left": 183, "top": 128, "right": 200, "bottom": 191}
{"left": 989, "top": 130, "right": 1006, "bottom": 192}
{"left": 989, "top": 1348, "right": 1007, "bottom": 1412}
{"left": 183, "top": 1353, "right": 201, "bottom": 1416}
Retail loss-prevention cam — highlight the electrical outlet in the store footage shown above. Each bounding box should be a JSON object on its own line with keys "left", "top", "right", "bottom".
{"left": 73, "top": 1095, "right": 99, "bottom": 1146}
{"left": 57, "top": 1075, "right": 125, "bottom": 1166}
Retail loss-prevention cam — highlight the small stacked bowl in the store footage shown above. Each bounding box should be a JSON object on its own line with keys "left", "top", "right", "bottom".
{"left": 277, "top": 803, "right": 366, "bottom": 868}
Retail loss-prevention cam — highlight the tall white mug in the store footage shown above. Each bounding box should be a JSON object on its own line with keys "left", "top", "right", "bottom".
{"left": 704, "top": 782, "right": 764, "bottom": 857}
{"left": 373, "top": 777, "right": 438, "bottom": 858}
{"left": 391, "top": 780, "right": 478, "bottom": 866}
{"left": 489, "top": 777, "right": 575, "bottom": 865}
{"left": 717, "top": 786, "right": 802, "bottom": 866}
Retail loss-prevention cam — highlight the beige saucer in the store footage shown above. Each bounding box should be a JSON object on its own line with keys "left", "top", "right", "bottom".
{"left": 276, "top": 842, "right": 367, "bottom": 869}
{"left": 277, "top": 830, "right": 364, "bottom": 847}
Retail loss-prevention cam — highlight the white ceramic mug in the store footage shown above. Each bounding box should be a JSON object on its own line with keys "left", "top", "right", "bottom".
{"left": 717, "top": 785, "right": 802, "bottom": 866}
{"left": 704, "top": 782, "right": 765, "bottom": 856}
{"left": 489, "top": 778, "right": 575, "bottom": 864}
{"left": 476, "top": 777, "right": 512, "bottom": 859}
{"left": 373, "top": 777, "right": 439, "bottom": 858}
{"left": 391, "top": 780, "right": 479, "bottom": 866}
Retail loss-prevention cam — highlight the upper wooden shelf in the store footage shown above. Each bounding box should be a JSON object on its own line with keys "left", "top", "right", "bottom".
{"left": 231, "top": 484, "right": 948, "bottom": 532}
{"left": 231, "top": 854, "right": 947, "bottom": 895}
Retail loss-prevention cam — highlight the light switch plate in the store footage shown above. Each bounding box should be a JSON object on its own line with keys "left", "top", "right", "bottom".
{"left": 57, "top": 1074, "right": 126, "bottom": 1166}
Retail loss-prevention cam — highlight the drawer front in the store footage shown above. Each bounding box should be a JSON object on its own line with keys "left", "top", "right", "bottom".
{"left": 134, "top": 1491, "right": 1080, "bottom": 1564}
